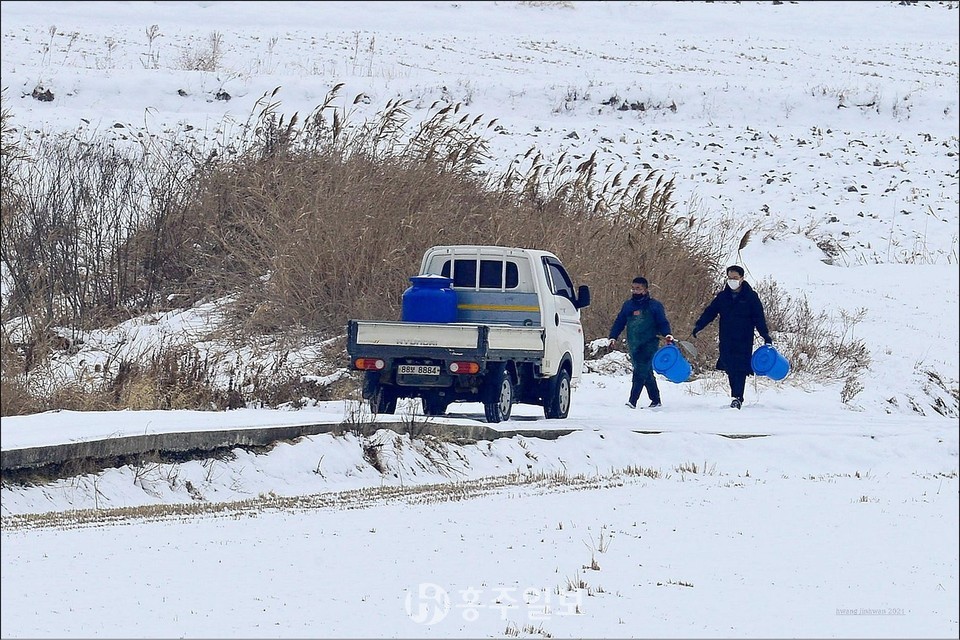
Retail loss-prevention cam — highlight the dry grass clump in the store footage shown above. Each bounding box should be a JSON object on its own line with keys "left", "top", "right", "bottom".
{"left": 0, "top": 342, "right": 347, "bottom": 417}
{"left": 0, "top": 368, "right": 43, "bottom": 416}
{"left": 0, "top": 343, "right": 229, "bottom": 416}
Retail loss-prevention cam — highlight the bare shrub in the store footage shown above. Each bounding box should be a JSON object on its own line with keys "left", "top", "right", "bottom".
{"left": 753, "top": 277, "right": 870, "bottom": 382}
{"left": 178, "top": 31, "right": 224, "bottom": 71}
{"left": 1, "top": 91, "right": 30, "bottom": 295}
{"left": 841, "top": 375, "right": 864, "bottom": 404}
{"left": 1, "top": 90, "right": 26, "bottom": 170}
{"left": 1, "top": 118, "right": 218, "bottom": 341}
{"left": 0, "top": 134, "right": 205, "bottom": 332}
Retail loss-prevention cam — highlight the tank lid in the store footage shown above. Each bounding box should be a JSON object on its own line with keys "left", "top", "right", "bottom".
{"left": 410, "top": 274, "right": 453, "bottom": 287}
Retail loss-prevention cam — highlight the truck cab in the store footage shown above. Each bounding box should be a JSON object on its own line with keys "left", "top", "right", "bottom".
{"left": 419, "top": 245, "right": 590, "bottom": 385}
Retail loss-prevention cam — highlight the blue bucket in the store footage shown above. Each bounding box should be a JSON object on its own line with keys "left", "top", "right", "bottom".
{"left": 751, "top": 344, "right": 790, "bottom": 381}
{"left": 652, "top": 343, "right": 691, "bottom": 383}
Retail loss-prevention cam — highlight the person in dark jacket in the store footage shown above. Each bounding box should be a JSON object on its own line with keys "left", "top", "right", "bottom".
{"left": 608, "top": 277, "right": 674, "bottom": 409}
{"left": 691, "top": 265, "right": 772, "bottom": 409}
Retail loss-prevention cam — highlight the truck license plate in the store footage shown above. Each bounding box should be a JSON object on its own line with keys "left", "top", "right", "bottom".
{"left": 398, "top": 365, "right": 440, "bottom": 376}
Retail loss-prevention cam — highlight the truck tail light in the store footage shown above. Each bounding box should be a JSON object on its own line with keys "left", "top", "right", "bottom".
{"left": 354, "top": 358, "right": 385, "bottom": 371}
{"left": 449, "top": 361, "right": 480, "bottom": 374}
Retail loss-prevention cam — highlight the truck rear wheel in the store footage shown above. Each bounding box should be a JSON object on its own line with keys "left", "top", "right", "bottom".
{"left": 369, "top": 386, "right": 398, "bottom": 415}
{"left": 422, "top": 393, "right": 449, "bottom": 416}
{"left": 543, "top": 369, "right": 571, "bottom": 419}
{"left": 484, "top": 366, "right": 514, "bottom": 423}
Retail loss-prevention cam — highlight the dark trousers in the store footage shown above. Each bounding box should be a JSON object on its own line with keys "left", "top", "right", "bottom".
{"left": 728, "top": 371, "right": 747, "bottom": 400}
{"left": 629, "top": 345, "right": 661, "bottom": 405}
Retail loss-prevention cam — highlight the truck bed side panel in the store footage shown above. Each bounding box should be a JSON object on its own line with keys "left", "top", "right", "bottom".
{"left": 487, "top": 326, "right": 545, "bottom": 352}
{"left": 354, "top": 321, "right": 481, "bottom": 349}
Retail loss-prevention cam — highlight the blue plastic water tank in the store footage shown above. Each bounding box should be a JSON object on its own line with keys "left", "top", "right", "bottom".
{"left": 402, "top": 275, "right": 458, "bottom": 323}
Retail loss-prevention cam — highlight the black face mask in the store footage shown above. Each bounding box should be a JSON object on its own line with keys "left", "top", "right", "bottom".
{"left": 631, "top": 293, "right": 646, "bottom": 301}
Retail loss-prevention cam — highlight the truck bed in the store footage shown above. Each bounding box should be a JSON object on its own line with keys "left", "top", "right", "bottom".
{"left": 348, "top": 320, "right": 545, "bottom": 357}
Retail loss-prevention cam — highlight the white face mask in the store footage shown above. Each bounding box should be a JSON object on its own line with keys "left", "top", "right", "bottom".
{"left": 727, "top": 279, "right": 742, "bottom": 290}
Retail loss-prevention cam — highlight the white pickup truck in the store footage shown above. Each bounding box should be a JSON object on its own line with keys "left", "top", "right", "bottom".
{"left": 346, "top": 245, "right": 591, "bottom": 422}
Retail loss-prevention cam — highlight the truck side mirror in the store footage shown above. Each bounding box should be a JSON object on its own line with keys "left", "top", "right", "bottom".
{"left": 575, "top": 285, "right": 591, "bottom": 309}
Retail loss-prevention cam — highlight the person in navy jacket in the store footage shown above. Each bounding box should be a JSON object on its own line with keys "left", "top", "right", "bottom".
{"left": 691, "top": 265, "right": 772, "bottom": 409}
{"left": 608, "top": 277, "right": 673, "bottom": 409}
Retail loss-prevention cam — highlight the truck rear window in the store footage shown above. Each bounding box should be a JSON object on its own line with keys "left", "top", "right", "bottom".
{"left": 440, "top": 259, "right": 519, "bottom": 289}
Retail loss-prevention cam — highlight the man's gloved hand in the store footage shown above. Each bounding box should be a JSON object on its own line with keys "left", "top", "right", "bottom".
{"left": 607, "top": 338, "right": 616, "bottom": 348}
{"left": 765, "top": 338, "right": 773, "bottom": 345}
{"left": 665, "top": 334, "right": 674, "bottom": 344}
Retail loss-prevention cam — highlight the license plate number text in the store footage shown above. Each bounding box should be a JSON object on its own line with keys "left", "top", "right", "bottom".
{"left": 398, "top": 365, "right": 440, "bottom": 376}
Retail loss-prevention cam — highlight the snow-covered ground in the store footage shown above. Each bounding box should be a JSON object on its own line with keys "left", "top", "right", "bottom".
{"left": 1, "top": 1, "right": 958, "bottom": 638}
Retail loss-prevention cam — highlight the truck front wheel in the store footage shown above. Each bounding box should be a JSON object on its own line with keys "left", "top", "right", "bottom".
{"left": 543, "top": 369, "right": 571, "bottom": 419}
{"left": 483, "top": 366, "right": 514, "bottom": 423}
